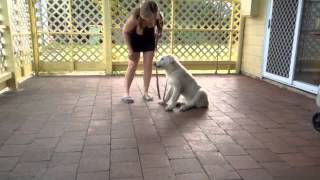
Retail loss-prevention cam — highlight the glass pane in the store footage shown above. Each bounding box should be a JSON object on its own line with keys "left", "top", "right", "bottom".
{"left": 294, "top": 0, "right": 320, "bottom": 85}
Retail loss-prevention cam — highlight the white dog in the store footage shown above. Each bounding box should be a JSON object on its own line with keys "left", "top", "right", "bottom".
{"left": 154, "top": 55, "right": 209, "bottom": 112}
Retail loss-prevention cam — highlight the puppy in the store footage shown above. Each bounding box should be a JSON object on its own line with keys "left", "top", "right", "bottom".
{"left": 154, "top": 55, "right": 209, "bottom": 112}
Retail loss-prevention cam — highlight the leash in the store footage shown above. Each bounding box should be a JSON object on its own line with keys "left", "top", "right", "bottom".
{"left": 155, "top": 38, "right": 161, "bottom": 100}
{"left": 154, "top": 36, "right": 167, "bottom": 101}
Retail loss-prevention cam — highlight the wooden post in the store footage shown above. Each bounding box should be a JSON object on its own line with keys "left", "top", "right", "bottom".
{"left": 236, "top": 16, "right": 245, "bottom": 74}
{"left": 103, "top": 0, "right": 113, "bottom": 74}
{"left": 28, "top": 0, "right": 40, "bottom": 75}
{"left": 170, "top": 0, "right": 175, "bottom": 55}
{"left": 0, "top": 0, "right": 18, "bottom": 90}
{"left": 228, "top": 1, "right": 235, "bottom": 74}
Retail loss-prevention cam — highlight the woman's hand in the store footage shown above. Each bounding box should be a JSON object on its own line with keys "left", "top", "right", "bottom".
{"left": 156, "top": 32, "right": 162, "bottom": 40}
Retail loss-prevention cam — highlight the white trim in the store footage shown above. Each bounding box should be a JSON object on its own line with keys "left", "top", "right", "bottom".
{"left": 288, "top": 0, "right": 304, "bottom": 83}
{"left": 0, "top": 87, "right": 10, "bottom": 95}
{"left": 263, "top": 72, "right": 291, "bottom": 85}
{"left": 293, "top": 81, "right": 318, "bottom": 94}
{"left": 262, "top": 0, "right": 273, "bottom": 77}
{"left": 263, "top": 0, "right": 306, "bottom": 86}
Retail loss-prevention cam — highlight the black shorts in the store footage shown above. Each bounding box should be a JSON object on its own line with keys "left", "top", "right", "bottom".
{"left": 129, "top": 27, "right": 156, "bottom": 52}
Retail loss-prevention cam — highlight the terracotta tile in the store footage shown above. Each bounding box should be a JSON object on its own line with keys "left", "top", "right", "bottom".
{"left": 143, "top": 167, "right": 175, "bottom": 180}
{"left": 279, "top": 153, "right": 317, "bottom": 167}
{"left": 0, "top": 145, "right": 27, "bottom": 157}
{"left": 5, "top": 134, "right": 35, "bottom": 145}
{"left": 261, "top": 162, "right": 297, "bottom": 177}
{"left": 82, "top": 145, "right": 110, "bottom": 158}
{"left": 204, "top": 164, "right": 241, "bottom": 180}
{"left": 140, "top": 154, "right": 170, "bottom": 168}
{"left": 162, "top": 137, "right": 188, "bottom": 147}
{"left": 77, "top": 171, "right": 109, "bottom": 180}
{"left": 225, "top": 155, "right": 261, "bottom": 170}
{"left": 238, "top": 169, "right": 273, "bottom": 180}
{"left": 208, "top": 134, "right": 236, "bottom": 144}
{"left": 111, "top": 149, "right": 139, "bottom": 162}
{"left": 188, "top": 140, "right": 217, "bottom": 152}
{"left": 201, "top": 127, "right": 226, "bottom": 135}
{"left": 236, "top": 139, "right": 266, "bottom": 149}
{"left": 49, "top": 152, "right": 81, "bottom": 167}
{"left": 265, "top": 142, "right": 299, "bottom": 154}
{"left": 138, "top": 143, "right": 166, "bottom": 154}
{"left": 176, "top": 173, "right": 210, "bottom": 180}
{"left": 86, "top": 135, "right": 111, "bottom": 145}
{"left": 170, "top": 158, "right": 203, "bottom": 174}
{"left": 3, "top": 76, "right": 320, "bottom": 179}
{"left": 248, "top": 149, "right": 283, "bottom": 163}
{"left": 111, "top": 138, "right": 137, "bottom": 149}
{"left": 216, "top": 143, "right": 247, "bottom": 156}
{"left": 166, "top": 146, "right": 195, "bottom": 159}
{"left": 196, "top": 152, "right": 228, "bottom": 166}
{"left": 227, "top": 130, "right": 254, "bottom": 140}
{"left": 110, "top": 162, "right": 142, "bottom": 179}
{"left": 78, "top": 157, "right": 110, "bottom": 173}
{"left": 42, "top": 164, "right": 77, "bottom": 180}
{"left": 11, "top": 162, "right": 48, "bottom": 178}
{"left": 183, "top": 132, "right": 208, "bottom": 141}
{"left": 0, "top": 157, "right": 19, "bottom": 171}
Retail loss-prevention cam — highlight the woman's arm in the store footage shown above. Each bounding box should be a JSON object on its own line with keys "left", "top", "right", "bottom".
{"left": 122, "top": 16, "right": 138, "bottom": 52}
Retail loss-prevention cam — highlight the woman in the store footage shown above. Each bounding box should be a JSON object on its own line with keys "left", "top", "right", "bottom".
{"left": 121, "top": 0, "right": 163, "bottom": 103}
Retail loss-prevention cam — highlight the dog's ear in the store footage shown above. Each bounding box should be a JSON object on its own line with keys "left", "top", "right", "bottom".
{"left": 168, "top": 55, "right": 175, "bottom": 64}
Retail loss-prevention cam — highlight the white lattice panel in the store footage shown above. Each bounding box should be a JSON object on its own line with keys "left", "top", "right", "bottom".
{"left": 35, "top": 0, "right": 104, "bottom": 64}
{"left": 32, "top": 0, "right": 241, "bottom": 72}
{"left": 173, "top": 31, "right": 230, "bottom": 61}
{"left": 9, "top": 0, "right": 33, "bottom": 67}
{"left": 111, "top": 0, "right": 240, "bottom": 64}
{"left": 0, "top": 29, "right": 6, "bottom": 73}
{"left": 71, "top": 0, "right": 103, "bottom": 33}
{"left": 266, "top": 0, "right": 299, "bottom": 78}
{"left": 110, "top": 0, "right": 140, "bottom": 29}
{"left": 175, "top": 0, "right": 232, "bottom": 30}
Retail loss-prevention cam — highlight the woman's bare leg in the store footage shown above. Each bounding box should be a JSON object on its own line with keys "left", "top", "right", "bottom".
{"left": 142, "top": 51, "right": 155, "bottom": 97}
{"left": 124, "top": 53, "right": 140, "bottom": 97}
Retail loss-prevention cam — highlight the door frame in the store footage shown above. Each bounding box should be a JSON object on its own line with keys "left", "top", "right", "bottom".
{"left": 263, "top": 0, "right": 304, "bottom": 85}
{"left": 263, "top": 0, "right": 319, "bottom": 94}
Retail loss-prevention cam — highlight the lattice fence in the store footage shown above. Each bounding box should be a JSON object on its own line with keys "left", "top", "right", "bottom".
{"left": 8, "top": 0, "right": 33, "bottom": 68}
{"left": 31, "top": 0, "right": 241, "bottom": 72}
{"left": 0, "top": 27, "right": 6, "bottom": 74}
{"left": 111, "top": 0, "right": 241, "bottom": 65}
{"left": 35, "top": 0, "right": 104, "bottom": 65}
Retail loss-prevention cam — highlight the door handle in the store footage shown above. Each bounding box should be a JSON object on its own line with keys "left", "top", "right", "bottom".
{"left": 268, "top": 19, "right": 271, "bottom": 29}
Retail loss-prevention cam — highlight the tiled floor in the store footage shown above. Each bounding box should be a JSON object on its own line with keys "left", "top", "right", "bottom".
{"left": 0, "top": 75, "right": 320, "bottom": 180}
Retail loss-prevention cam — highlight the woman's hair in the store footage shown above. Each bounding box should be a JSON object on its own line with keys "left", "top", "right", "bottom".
{"left": 132, "top": 0, "right": 158, "bottom": 21}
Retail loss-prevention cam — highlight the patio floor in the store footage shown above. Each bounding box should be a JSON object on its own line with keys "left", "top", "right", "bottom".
{"left": 0, "top": 75, "right": 320, "bottom": 180}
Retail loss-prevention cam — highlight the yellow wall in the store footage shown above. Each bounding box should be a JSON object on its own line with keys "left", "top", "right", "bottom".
{"left": 241, "top": 0, "right": 268, "bottom": 77}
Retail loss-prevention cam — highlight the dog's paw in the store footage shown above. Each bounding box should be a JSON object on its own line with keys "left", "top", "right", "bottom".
{"left": 165, "top": 107, "right": 173, "bottom": 112}
{"left": 180, "top": 105, "right": 193, "bottom": 112}
{"left": 165, "top": 105, "right": 174, "bottom": 112}
{"left": 179, "top": 106, "right": 188, "bottom": 112}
